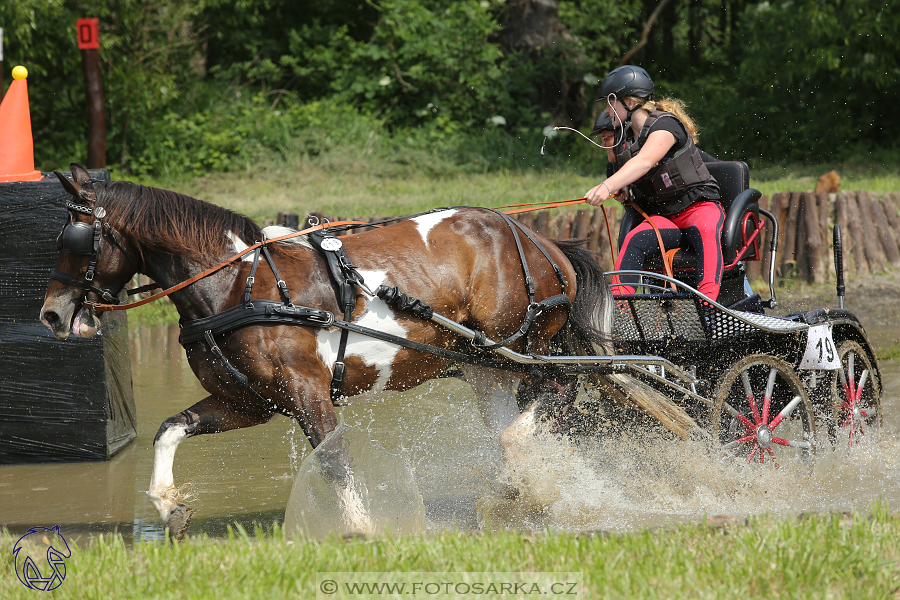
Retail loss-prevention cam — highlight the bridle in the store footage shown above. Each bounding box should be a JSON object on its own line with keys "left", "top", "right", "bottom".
{"left": 50, "top": 192, "right": 142, "bottom": 306}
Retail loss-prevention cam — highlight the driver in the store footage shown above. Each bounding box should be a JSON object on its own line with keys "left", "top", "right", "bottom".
{"left": 585, "top": 65, "right": 725, "bottom": 301}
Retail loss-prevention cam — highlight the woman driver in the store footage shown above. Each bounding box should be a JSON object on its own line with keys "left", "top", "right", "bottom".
{"left": 585, "top": 65, "right": 725, "bottom": 301}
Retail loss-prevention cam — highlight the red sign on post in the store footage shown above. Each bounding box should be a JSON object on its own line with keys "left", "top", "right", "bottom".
{"left": 76, "top": 18, "right": 100, "bottom": 50}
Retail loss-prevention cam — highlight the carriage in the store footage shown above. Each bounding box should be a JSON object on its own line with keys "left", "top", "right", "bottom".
{"left": 600, "top": 160, "right": 882, "bottom": 464}
{"left": 41, "top": 162, "right": 882, "bottom": 538}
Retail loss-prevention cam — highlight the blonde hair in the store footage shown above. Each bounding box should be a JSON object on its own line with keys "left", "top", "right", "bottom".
{"left": 625, "top": 96, "right": 700, "bottom": 143}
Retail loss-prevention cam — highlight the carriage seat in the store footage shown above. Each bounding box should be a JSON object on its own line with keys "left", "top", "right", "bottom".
{"left": 617, "top": 160, "right": 762, "bottom": 268}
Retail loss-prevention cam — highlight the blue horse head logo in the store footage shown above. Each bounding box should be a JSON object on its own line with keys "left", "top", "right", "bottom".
{"left": 12, "top": 525, "right": 71, "bottom": 591}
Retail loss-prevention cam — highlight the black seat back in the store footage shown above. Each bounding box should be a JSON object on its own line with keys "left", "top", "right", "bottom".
{"left": 706, "top": 161, "right": 749, "bottom": 211}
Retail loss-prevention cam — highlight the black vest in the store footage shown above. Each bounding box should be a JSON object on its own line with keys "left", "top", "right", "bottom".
{"left": 612, "top": 111, "right": 719, "bottom": 214}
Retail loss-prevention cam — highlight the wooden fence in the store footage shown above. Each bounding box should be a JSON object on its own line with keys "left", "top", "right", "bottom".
{"left": 277, "top": 191, "right": 900, "bottom": 282}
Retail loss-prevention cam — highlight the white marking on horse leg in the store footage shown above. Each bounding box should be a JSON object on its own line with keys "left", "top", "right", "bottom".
{"left": 459, "top": 365, "right": 522, "bottom": 435}
{"left": 316, "top": 270, "right": 408, "bottom": 392}
{"left": 411, "top": 209, "right": 458, "bottom": 249}
{"left": 500, "top": 402, "right": 538, "bottom": 462}
{"left": 335, "top": 478, "right": 376, "bottom": 534}
{"left": 147, "top": 424, "right": 189, "bottom": 521}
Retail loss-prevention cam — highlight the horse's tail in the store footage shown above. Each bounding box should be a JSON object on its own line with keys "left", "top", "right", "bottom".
{"left": 551, "top": 239, "right": 615, "bottom": 356}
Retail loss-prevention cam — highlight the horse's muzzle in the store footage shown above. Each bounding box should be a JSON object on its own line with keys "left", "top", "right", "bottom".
{"left": 40, "top": 288, "right": 101, "bottom": 340}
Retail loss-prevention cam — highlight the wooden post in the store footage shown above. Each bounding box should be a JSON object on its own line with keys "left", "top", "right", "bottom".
{"left": 868, "top": 193, "right": 900, "bottom": 267}
{"left": 818, "top": 193, "right": 834, "bottom": 279}
{"left": 844, "top": 192, "right": 870, "bottom": 275}
{"left": 802, "top": 193, "right": 825, "bottom": 283}
{"left": 516, "top": 211, "right": 535, "bottom": 230}
{"left": 880, "top": 193, "right": 900, "bottom": 237}
{"left": 855, "top": 191, "right": 886, "bottom": 272}
{"left": 558, "top": 210, "right": 574, "bottom": 238}
{"left": 77, "top": 19, "right": 106, "bottom": 168}
{"left": 572, "top": 209, "right": 592, "bottom": 239}
{"left": 780, "top": 192, "right": 802, "bottom": 278}
{"left": 534, "top": 211, "right": 551, "bottom": 237}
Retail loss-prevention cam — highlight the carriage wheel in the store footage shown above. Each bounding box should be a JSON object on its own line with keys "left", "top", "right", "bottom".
{"left": 831, "top": 340, "right": 881, "bottom": 447}
{"left": 710, "top": 354, "right": 816, "bottom": 466}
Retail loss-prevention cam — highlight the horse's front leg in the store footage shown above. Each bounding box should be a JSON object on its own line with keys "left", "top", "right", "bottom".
{"left": 148, "top": 394, "right": 275, "bottom": 539}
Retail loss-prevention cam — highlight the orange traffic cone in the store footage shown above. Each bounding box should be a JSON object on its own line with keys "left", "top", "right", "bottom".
{"left": 0, "top": 66, "right": 42, "bottom": 182}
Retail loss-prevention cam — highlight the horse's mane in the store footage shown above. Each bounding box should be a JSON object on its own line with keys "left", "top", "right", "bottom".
{"left": 95, "top": 181, "right": 262, "bottom": 263}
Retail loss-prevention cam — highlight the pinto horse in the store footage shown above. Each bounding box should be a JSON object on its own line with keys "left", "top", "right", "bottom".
{"left": 40, "top": 164, "right": 633, "bottom": 536}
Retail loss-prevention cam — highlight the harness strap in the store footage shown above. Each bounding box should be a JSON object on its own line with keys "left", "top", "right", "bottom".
{"left": 472, "top": 294, "right": 572, "bottom": 351}
{"left": 261, "top": 243, "right": 292, "bottom": 305}
{"left": 180, "top": 300, "right": 334, "bottom": 345}
{"left": 243, "top": 247, "right": 262, "bottom": 304}
{"left": 504, "top": 215, "right": 569, "bottom": 291}
{"left": 49, "top": 269, "right": 121, "bottom": 305}
{"left": 202, "top": 330, "right": 282, "bottom": 414}
{"left": 307, "top": 230, "right": 368, "bottom": 402}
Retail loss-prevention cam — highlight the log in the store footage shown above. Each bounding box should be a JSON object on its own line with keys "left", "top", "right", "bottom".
{"left": 880, "top": 192, "right": 900, "bottom": 237}
{"left": 794, "top": 196, "right": 810, "bottom": 281}
{"left": 558, "top": 210, "right": 575, "bottom": 238}
{"left": 855, "top": 191, "right": 886, "bottom": 272}
{"left": 833, "top": 193, "right": 851, "bottom": 274}
{"left": 780, "top": 192, "right": 802, "bottom": 278}
{"left": 769, "top": 192, "right": 790, "bottom": 280}
{"left": 534, "top": 211, "right": 551, "bottom": 237}
{"left": 516, "top": 210, "right": 535, "bottom": 230}
{"left": 843, "top": 192, "right": 869, "bottom": 275}
{"left": 818, "top": 193, "right": 834, "bottom": 279}
{"left": 572, "top": 209, "right": 593, "bottom": 239}
{"left": 801, "top": 193, "right": 825, "bottom": 284}
{"left": 867, "top": 193, "right": 900, "bottom": 267}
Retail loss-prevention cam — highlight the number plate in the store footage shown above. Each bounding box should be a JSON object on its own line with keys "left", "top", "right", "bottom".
{"left": 320, "top": 237, "right": 343, "bottom": 251}
{"left": 799, "top": 324, "right": 841, "bottom": 370}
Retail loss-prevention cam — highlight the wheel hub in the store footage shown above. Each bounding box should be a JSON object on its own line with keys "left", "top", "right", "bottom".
{"left": 756, "top": 425, "right": 773, "bottom": 448}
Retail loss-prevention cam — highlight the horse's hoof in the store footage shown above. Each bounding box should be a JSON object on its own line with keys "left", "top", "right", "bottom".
{"left": 166, "top": 504, "right": 193, "bottom": 541}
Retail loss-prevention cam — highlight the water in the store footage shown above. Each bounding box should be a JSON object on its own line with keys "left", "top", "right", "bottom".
{"left": 0, "top": 322, "right": 898, "bottom": 541}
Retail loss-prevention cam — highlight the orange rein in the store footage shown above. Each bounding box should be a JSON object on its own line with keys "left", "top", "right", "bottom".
{"left": 88, "top": 198, "right": 624, "bottom": 313}
{"left": 86, "top": 220, "right": 369, "bottom": 312}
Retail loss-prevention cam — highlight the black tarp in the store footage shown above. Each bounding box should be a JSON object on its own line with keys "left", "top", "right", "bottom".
{"left": 0, "top": 171, "right": 136, "bottom": 463}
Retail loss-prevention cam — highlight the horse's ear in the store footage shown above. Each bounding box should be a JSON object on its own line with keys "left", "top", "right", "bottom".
{"left": 54, "top": 170, "right": 82, "bottom": 198}
{"left": 70, "top": 163, "right": 92, "bottom": 186}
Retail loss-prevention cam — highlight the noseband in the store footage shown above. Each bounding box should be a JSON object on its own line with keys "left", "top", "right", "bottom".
{"left": 50, "top": 195, "right": 140, "bottom": 306}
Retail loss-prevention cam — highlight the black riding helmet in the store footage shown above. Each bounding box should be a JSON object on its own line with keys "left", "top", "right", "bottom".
{"left": 596, "top": 65, "right": 655, "bottom": 103}
{"left": 590, "top": 111, "right": 617, "bottom": 137}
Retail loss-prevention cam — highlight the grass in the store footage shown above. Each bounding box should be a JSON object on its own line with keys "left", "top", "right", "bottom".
{"left": 2, "top": 508, "right": 898, "bottom": 599}
{"left": 120, "top": 149, "right": 900, "bottom": 226}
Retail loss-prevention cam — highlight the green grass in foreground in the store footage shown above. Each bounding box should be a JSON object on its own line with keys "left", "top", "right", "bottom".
{"left": 2, "top": 509, "right": 899, "bottom": 599}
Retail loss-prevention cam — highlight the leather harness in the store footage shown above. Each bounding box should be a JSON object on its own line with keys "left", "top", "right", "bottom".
{"left": 176, "top": 208, "right": 572, "bottom": 404}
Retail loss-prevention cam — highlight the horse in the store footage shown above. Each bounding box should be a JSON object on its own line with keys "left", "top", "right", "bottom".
{"left": 40, "top": 164, "right": 692, "bottom": 539}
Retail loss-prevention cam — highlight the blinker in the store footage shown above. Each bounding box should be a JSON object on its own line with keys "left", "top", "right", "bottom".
{"left": 57, "top": 219, "right": 96, "bottom": 255}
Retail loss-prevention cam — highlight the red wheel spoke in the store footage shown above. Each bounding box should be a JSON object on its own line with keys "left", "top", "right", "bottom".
{"left": 769, "top": 395, "right": 802, "bottom": 430}
{"left": 767, "top": 448, "right": 780, "bottom": 468}
{"left": 746, "top": 445, "right": 759, "bottom": 464}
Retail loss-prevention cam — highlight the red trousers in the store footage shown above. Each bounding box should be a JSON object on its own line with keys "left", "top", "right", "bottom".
{"left": 613, "top": 201, "right": 726, "bottom": 300}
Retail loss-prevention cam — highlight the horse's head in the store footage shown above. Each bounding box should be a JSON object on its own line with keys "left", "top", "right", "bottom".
{"left": 40, "top": 164, "right": 140, "bottom": 339}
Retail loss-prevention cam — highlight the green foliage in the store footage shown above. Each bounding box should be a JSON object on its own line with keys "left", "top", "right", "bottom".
{"left": 284, "top": 0, "right": 506, "bottom": 133}
{"left": 680, "top": 0, "right": 900, "bottom": 162}
{"left": 3, "top": 0, "right": 899, "bottom": 177}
